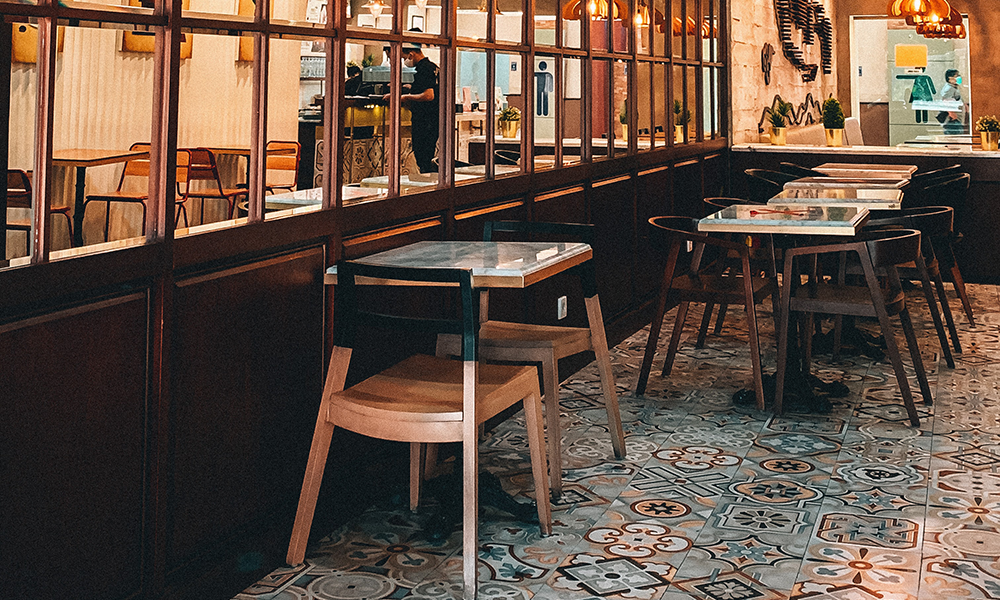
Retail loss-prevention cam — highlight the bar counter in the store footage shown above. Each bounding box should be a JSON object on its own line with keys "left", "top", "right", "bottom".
{"left": 731, "top": 143, "right": 1000, "bottom": 283}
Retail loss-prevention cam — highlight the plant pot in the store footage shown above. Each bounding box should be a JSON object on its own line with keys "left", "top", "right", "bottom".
{"left": 675, "top": 125, "right": 685, "bottom": 144}
{"left": 621, "top": 124, "right": 628, "bottom": 140}
{"left": 980, "top": 131, "right": 1000, "bottom": 151}
{"left": 770, "top": 126, "right": 787, "bottom": 146}
{"left": 825, "top": 128, "right": 844, "bottom": 147}
{"left": 499, "top": 119, "right": 519, "bottom": 139}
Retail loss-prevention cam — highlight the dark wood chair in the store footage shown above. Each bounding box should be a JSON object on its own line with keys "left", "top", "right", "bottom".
{"left": 637, "top": 216, "right": 778, "bottom": 410}
{"left": 436, "top": 221, "right": 625, "bottom": 496}
{"left": 779, "top": 162, "right": 826, "bottom": 178}
{"left": 83, "top": 142, "right": 150, "bottom": 242}
{"left": 287, "top": 262, "right": 552, "bottom": 600}
{"left": 745, "top": 168, "right": 798, "bottom": 203}
{"left": 178, "top": 148, "right": 249, "bottom": 225}
{"left": 775, "top": 229, "right": 930, "bottom": 426}
{"left": 7, "top": 168, "right": 74, "bottom": 249}
{"left": 264, "top": 140, "right": 301, "bottom": 194}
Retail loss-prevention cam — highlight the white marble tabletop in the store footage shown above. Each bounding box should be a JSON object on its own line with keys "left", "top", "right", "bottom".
{"left": 699, "top": 204, "right": 869, "bottom": 236}
{"left": 325, "top": 241, "right": 593, "bottom": 288}
{"left": 264, "top": 186, "right": 384, "bottom": 208}
{"left": 784, "top": 177, "right": 908, "bottom": 189}
{"left": 816, "top": 163, "right": 917, "bottom": 179}
{"left": 770, "top": 187, "right": 903, "bottom": 210}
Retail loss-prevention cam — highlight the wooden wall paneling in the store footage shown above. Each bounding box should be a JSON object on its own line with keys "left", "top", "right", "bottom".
{"left": 701, "top": 153, "right": 727, "bottom": 210}
{"left": 340, "top": 217, "right": 445, "bottom": 260}
{"left": 452, "top": 199, "right": 527, "bottom": 241}
{"left": 671, "top": 159, "right": 704, "bottom": 218}
{"left": 635, "top": 165, "right": 672, "bottom": 301}
{"left": 588, "top": 175, "right": 636, "bottom": 319}
{"left": 0, "top": 293, "right": 149, "bottom": 600}
{"left": 167, "top": 247, "right": 324, "bottom": 572}
{"left": 532, "top": 185, "right": 587, "bottom": 223}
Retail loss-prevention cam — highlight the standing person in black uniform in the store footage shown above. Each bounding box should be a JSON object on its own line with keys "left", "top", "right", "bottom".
{"left": 385, "top": 36, "right": 439, "bottom": 173}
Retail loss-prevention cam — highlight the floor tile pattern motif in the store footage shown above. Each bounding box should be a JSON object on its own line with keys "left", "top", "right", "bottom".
{"left": 236, "top": 284, "right": 1000, "bottom": 600}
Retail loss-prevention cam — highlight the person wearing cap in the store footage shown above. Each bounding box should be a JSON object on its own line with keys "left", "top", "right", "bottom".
{"left": 384, "top": 37, "right": 439, "bottom": 173}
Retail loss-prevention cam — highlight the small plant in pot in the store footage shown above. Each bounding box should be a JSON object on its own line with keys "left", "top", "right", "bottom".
{"left": 768, "top": 102, "right": 792, "bottom": 146}
{"left": 673, "top": 99, "right": 691, "bottom": 143}
{"left": 822, "top": 96, "right": 845, "bottom": 147}
{"left": 498, "top": 105, "right": 521, "bottom": 139}
{"left": 619, "top": 101, "right": 629, "bottom": 140}
{"left": 975, "top": 115, "right": 1000, "bottom": 151}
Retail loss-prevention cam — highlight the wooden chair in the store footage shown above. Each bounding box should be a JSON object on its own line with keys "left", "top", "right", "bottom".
{"left": 287, "top": 262, "right": 552, "bottom": 600}
{"left": 264, "top": 140, "right": 301, "bottom": 194}
{"left": 178, "top": 148, "right": 248, "bottom": 225}
{"left": 174, "top": 149, "right": 192, "bottom": 228}
{"left": 83, "top": 142, "right": 150, "bottom": 242}
{"left": 436, "top": 221, "right": 625, "bottom": 496}
{"left": 6, "top": 168, "right": 74, "bottom": 249}
{"left": 863, "top": 206, "right": 961, "bottom": 362}
{"left": 745, "top": 168, "right": 798, "bottom": 203}
{"left": 779, "top": 162, "right": 826, "bottom": 178}
{"left": 775, "top": 229, "right": 930, "bottom": 426}
{"left": 637, "top": 216, "right": 778, "bottom": 410}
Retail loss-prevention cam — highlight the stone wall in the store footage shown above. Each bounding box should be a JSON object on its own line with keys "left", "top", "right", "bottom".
{"left": 729, "top": 0, "right": 839, "bottom": 143}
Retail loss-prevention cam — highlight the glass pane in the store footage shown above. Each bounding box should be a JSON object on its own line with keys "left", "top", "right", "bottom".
{"left": 404, "top": 0, "right": 443, "bottom": 36}
{"left": 402, "top": 44, "right": 442, "bottom": 194}
{"left": 497, "top": 0, "right": 523, "bottom": 44}
{"left": 702, "top": 65, "right": 713, "bottom": 138}
{"left": 343, "top": 40, "right": 389, "bottom": 198}
{"left": 349, "top": 0, "right": 393, "bottom": 32}
{"left": 591, "top": 58, "right": 611, "bottom": 159}
{"left": 272, "top": 0, "right": 315, "bottom": 24}
{"left": 705, "top": 0, "right": 718, "bottom": 61}
{"left": 535, "top": 0, "right": 556, "bottom": 45}
{"left": 653, "top": 62, "right": 667, "bottom": 147}
{"left": 612, "top": 5, "right": 627, "bottom": 53}
{"left": 260, "top": 37, "right": 327, "bottom": 218}
{"left": 684, "top": 0, "right": 696, "bottom": 59}
{"left": 670, "top": 0, "right": 681, "bottom": 57}
{"left": 533, "top": 56, "right": 556, "bottom": 171}
{"left": 686, "top": 65, "right": 698, "bottom": 142}
{"left": 672, "top": 63, "right": 687, "bottom": 143}
{"left": 6, "top": 21, "right": 38, "bottom": 264}
{"left": 652, "top": 0, "right": 666, "bottom": 56}
{"left": 562, "top": 57, "right": 583, "bottom": 165}
{"left": 495, "top": 52, "right": 522, "bottom": 175}
{"left": 457, "top": 0, "right": 487, "bottom": 40}
{"left": 176, "top": 32, "right": 253, "bottom": 234}
{"left": 185, "top": 0, "right": 243, "bottom": 19}
{"left": 456, "top": 48, "right": 487, "bottom": 183}
{"left": 636, "top": 61, "right": 651, "bottom": 151}
{"left": 612, "top": 60, "right": 627, "bottom": 156}
{"left": 590, "top": 0, "right": 611, "bottom": 52}
{"left": 52, "top": 24, "right": 154, "bottom": 249}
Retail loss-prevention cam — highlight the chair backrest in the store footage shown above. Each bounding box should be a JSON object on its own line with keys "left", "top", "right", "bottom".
{"left": 866, "top": 206, "right": 953, "bottom": 240}
{"left": 336, "top": 262, "right": 477, "bottom": 361}
{"left": 862, "top": 228, "right": 922, "bottom": 268}
{"left": 116, "top": 143, "right": 152, "bottom": 190}
{"left": 909, "top": 164, "right": 963, "bottom": 186}
{"left": 778, "top": 162, "right": 825, "bottom": 178}
{"left": 785, "top": 122, "right": 827, "bottom": 146}
{"left": 183, "top": 148, "right": 226, "bottom": 192}
{"left": 175, "top": 149, "right": 193, "bottom": 193}
{"left": 844, "top": 116, "right": 864, "bottom": 146}
{"left": 704, "top": 196, "right": 761, "bottom": 212}
{"left": 265, "top": 140, "right": 301, "bottom": 184}
{"left": 482, "top": 220, "right": 594, "bottom": 245}
{"left": 7, "top": 169, "right": 31, "bottom": 209}
{"left": 744, "top": 169, "right": 792, "bottom": 203}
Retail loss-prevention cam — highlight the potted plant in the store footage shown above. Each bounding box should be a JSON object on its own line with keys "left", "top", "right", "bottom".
{"left": 822, "top": 96, "right": 845, "bottom": 147}
{"left": 674, "top": 99, "right": 691, "bottom": 143}
{"left": 768, "top": 104, "right": 790, "bottom": 146}
{"left": 976, "top": 115, "right": 1000, "bottom": 151}
{"left": 498, "top": 105, "right": 521, "bottom": 139}
{"left": 619, "top": 101, "right": 629, "bottom": 140}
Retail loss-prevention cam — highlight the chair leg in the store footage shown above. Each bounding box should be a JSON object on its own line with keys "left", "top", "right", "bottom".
{"left": 522, "top": 390, "right": 552, "bottom": 535}
{"left": 932, "top": 268, "right": 962, "bottom": 354}
{"left": 409, "top": 442, "right": 424, "bottom": 511}
{"left": 868, "top": 286, "right": 921, "bottom": 427}
{"left": 462, "top": 418, "right": 478, "bottom": 600}
{"left": 103, "top": 201, "right": 112, "bottom": 242}
{"left": 832, "top": 315, "right": 843, "bottom": 362}
{"left": 696, "top": 303, "right": 714, "bottom": 348}
{"left": 287, "top": 410, "right": 337, "bottom": 565}
{"left": 774, "top": 260, "right": 795, "bottom": 415}
{"left": 637, "top": 284, "right": 670, "bottom": 396}
{"left": 585, "top": 295, "right": 626, "bottom": 460}
{"left": 916, "top": 257, "right": 954, "bottom": 368}
{"left": 713, "top": 302, "right": 728, "bottom": 334}
{"left": 898, "top": 306, "right": 934, "bottom": 406}
{"left": 59, "top": 210, "right": 75, "bottom": 247}
{"left": 949, "top": 264, "right": 975, "bottom": 326}
{"left": 745, "top": 301, "right": 766, "bottom": 411}
{"left": 661, "top": 302, "right": 690, "bottom": 377}
{"left": 540, "top": 353, "right": 563, "bottom": 496}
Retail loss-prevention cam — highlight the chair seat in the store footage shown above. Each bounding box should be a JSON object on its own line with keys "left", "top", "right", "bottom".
{"left": 792, "top": 283, "right": 905, "bottom": 317}
{"left": 329, "top": 354, "right": 539, "bottom": 442}
{"left": 86, "top": 191, "right": 148, "bottom": 203}
{"left": 668, "top": 273, "right": 775, "bottom": 305}
{"left": 184, "top": 187, "right": 247, "bottom": 198}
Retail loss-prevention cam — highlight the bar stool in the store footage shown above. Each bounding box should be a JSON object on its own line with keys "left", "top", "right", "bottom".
{"left": 287, "top": 262, "right": 552, "bottom": 600}
{"left": 436, "top": 221, "right": 625, "bottom": 496}
{"left": 637, "top": 216, "right": 778, "bottom": 410}
{"left": 775, "top": 229, "right": 930, "bottom": 426}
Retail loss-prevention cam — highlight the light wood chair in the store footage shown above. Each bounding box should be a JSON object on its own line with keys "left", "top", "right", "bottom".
{"left": 7, "top": 168, "right": 74, "bottom": 249}
{"left": 178, "top": 148, "right": 248, "bottom": 225}
{"left": 287, "top": 262, "right": 552, "bottom": 600}
{"left": 83, "top": 142, "right": 150, "bottom": 242}
{"left": 775, "top": 229, "right": 929, "bottom": 425}
{"left": 264, "top": 140, "right": 301, "bottom": 194}
{"left": 436, "top": 221, "right": 626, "bottom": 497}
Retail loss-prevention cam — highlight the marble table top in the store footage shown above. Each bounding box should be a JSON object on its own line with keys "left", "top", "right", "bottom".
{"left": 264, "top": 186, "right": 384, "bottom": 209}
{"left": 815, "top": 163, "right": 917, "bottom": 178}
{"left": 770, "top": 187, "right": 903, "bottom": 210}
{"left": 325, "top": 241, "right": 593, "bottom": 288}
{"left": 699, "top": 204, "right": 869, "bottom": 236}
{"left": 784, "top": 177, "right": 908, "bottom": 189}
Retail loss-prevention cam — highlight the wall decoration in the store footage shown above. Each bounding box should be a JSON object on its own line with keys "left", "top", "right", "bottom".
{"left": 11, "top": 24, "right": 65, "bottom": 64}
{"left": 761, "top": 43, "right": 775, "bottom": 85}
{"left": 122, "top": 0, "right": 192, "bottom": 58}
{"left": 756, "top": 93, "right": 823, "bottom": 133}
{"left": 773, "top": 0, "right": 832, "bottom": 82}
{"left": 238, "top": 0, "right": 255, "bottom": 61}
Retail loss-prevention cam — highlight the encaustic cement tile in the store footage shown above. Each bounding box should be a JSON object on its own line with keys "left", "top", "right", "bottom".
{"left": 794, "top": 544, "right": 921, "bottom": 599}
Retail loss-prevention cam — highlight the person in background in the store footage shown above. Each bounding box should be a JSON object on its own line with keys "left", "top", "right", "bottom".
{"left": 940, "top": 69, "right": 968, "bottom": 135}
{"left": 384, "top": 34, "right": 439, "bottom": 173}
{"left": 345, "top": 64, "right": 363, "bottom": 96}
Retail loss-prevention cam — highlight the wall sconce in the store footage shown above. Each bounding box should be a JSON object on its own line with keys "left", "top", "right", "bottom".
{"left": 561, "top": 0, "right": 628, "bottom": 22}
{"left": 365, "top": 0, "right": 385, "bottom": 19}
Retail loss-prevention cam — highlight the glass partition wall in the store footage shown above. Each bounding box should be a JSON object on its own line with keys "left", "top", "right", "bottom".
{"left": 1, "top": 0, "right": 726, "bottom": 268}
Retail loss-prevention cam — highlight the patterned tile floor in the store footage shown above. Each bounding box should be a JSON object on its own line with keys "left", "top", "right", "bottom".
{"left": 236, "top": 284, "right": 1000, "bottom": 600}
